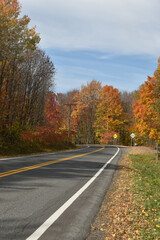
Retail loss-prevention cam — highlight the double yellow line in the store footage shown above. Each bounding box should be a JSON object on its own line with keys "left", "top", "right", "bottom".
{"left": 0, "top": 147, "right": 104, "bottom": 178}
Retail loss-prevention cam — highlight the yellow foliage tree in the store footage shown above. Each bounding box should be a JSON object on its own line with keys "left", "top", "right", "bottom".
{"left": 95, "top": 85, "right": 124, "bottom": 143}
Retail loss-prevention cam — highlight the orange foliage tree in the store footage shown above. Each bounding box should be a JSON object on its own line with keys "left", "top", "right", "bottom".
{"left": 44, "top": 92, "right": 62, "bottom": 132}
{"left": 0, "top": 0, "right": 56, "bottom": 152}
{"left": 133, "top": 58, "right": 160, "bottom": 143}
{"left": 0, "top": 0, "right": 41, "bottom": 127}
{"left": 0, "top": 0, "right": 40, "bottom": 95}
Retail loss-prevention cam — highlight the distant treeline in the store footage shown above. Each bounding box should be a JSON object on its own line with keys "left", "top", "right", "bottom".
{"left": 0, "top": 0, "right": 160, "bottom": 155}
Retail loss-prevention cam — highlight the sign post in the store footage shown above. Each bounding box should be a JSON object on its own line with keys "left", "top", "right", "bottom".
{"left": 113, "top": 134, "right": 118, "bottom": 145}
{"left": 156, "top": 143, "right": 159, "bottom": 160}
{"left": 130, "top": 133, "right": 135, "bottom": 146}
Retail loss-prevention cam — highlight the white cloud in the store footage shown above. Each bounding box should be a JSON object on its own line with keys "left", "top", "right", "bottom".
{"left": 19, "top": 0, "right": 160, "bottom": 56}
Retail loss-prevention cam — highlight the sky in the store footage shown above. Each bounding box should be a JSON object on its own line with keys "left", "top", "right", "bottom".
{"left": 19, "top": 0, "right": 160, "bottom": 93}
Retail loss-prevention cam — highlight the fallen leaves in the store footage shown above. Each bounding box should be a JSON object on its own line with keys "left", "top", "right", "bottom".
{"left": 87, "top": 147, "right": 159, "bottom": 240}
{"left": 87, "top": 148, "right": 138, "bottom": 239}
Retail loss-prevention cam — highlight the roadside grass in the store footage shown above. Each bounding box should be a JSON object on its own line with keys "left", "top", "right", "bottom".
{"left": 130, "top": 153, "right": 160, "bottom": 239}
{"left": 87, "top": 147, "right": 160, "bottom": 240}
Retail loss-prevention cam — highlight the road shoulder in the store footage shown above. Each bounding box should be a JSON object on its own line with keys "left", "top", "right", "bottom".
{"left": 87, "top": 146, "right": 155, "bottom": 240}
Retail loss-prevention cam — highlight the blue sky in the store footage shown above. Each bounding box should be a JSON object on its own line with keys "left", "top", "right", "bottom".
{"left": 19, "top": 0, "right": 160, "bottom": 93}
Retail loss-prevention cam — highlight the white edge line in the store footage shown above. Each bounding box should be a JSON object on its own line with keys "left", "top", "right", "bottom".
{"left": 26, "top": 147, "right": 120, "bottom": 240}
{"left": 0, "top": 146, "right": 90, "bottom": 161}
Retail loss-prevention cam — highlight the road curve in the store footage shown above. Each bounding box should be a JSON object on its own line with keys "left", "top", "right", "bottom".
{"left": 0, "top": 145, "right": 122, "bottom": 240}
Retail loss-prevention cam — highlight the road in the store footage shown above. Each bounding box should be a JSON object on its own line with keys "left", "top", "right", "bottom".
{"left": 0, "top": 145, "right": 122, "bottom": 240}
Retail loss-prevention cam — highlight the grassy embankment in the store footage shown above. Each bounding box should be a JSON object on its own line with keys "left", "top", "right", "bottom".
{"left": 0, "top": 138, "right": 77, "bottom": 157}
{"left": 88, "top": 147, "right": 160, "bottom": 240}
{"left": 0, "top": 142, "right": 77, "bottom": 157}
{"left": 129, "top": 152, "right": 160, "bottom": 239}
{"left": 0, "top": 127, "right": 77, "bottom": 157}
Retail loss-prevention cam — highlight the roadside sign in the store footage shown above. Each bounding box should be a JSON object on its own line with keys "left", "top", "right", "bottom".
{"left": 130, "top": 133, "right": 135, "bottom": 146}
{"left": 113, "top": 134, "right": 118, "bottom": 139}
{"left": 130, "top": 133, "right": 135, "bottom": 138}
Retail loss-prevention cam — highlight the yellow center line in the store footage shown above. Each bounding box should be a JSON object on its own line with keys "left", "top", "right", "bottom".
{"left": 0, "top": 147, "right": 104, "bottom": 178}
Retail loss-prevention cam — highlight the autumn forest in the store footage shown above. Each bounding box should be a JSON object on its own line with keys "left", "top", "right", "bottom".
{"left": 0, "top": 0, "right": 160, "bottom": 155}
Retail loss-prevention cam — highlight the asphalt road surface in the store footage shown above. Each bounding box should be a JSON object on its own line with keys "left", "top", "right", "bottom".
{"left": 0, "top": 145, "right": 122, "bottom": 240}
